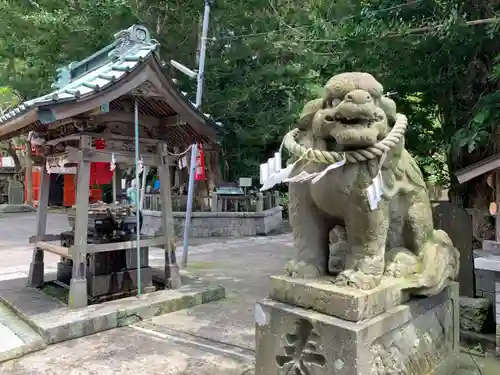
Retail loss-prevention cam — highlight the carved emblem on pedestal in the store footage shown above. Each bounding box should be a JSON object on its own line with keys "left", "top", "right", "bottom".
{"left": 275, "top": 319, "right": 326, "bottom": 374}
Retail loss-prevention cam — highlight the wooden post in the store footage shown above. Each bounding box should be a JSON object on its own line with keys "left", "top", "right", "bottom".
{"left": 112, "top": 167, "right": 117, "bottom": 203}
{"left": 274, "top": 190, "right": 280, "bottom": 208}
{"left": 27, "top": 165, "right": 50, "bottom": 287}
{"left": 256, "top": 192, "right": 264, "bottom": 212}
{"left": 211, "top": 192, "right": 218, "bottom": 212}
{"left": 496, "top": 170, "right": 500, "bottom": 242}
{"left": 158, "top": 143, "right": 181, "bottom": 289}
{"left": 25, "top": 140, "right": 33, "bottom": 205}
{"left": 68, "top": 136, "right": 91, "bottom": 309}
{"left": 113, "top": 166, "right": 122, "bottom": 203}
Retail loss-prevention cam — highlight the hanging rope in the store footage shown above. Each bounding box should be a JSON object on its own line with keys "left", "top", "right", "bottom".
{"left": 167, "top": 144, "right": 194, "bottom": 157}
{"left": 282, "top": 113, "right": 408, "bottom": 164}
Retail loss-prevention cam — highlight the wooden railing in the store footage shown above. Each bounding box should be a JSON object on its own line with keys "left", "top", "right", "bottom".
{"left": 144, "top": 194, "right": 162, "bottom": 211}
{"left": 143, "top": 194, "right": 212, "bottom": 212}
{"left": 143, "top": 190, "right": 280, "bottom": 213}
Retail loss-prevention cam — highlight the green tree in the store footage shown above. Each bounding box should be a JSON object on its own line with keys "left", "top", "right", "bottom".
{"left": 295, "top": 0, "right": 500, "bottom": 208}
{"left": 0, "top": 87, "right": 24, "bottom": 174}
{"left": 2, "top": 0, "right": 500, "bottom": 214}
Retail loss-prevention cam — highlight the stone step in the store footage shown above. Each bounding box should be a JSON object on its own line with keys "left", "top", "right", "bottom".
{"left": 0, "top": 302, "right": 46, "bottom": 363}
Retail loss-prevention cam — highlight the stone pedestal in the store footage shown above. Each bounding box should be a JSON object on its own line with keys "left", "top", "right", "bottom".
{"left": 473, "top": 254, "right": 500, "bottom": 356}
{"left": 255, "top": 278, "right": 459, "bottom": 375}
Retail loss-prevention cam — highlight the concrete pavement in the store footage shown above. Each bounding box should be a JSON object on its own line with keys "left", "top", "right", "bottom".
{"left": 0, "top": 212, "right": 293, "bottom": 375}
{"left": 0, "top": 212, "right": 499, "bottom": 374}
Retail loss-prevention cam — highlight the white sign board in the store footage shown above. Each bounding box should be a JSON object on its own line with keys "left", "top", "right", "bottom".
{"left": 0, "top": 157, "right": 15, "bottom": 168}
{"left": 239, "top": 177, "right": 252, "bottom": 187}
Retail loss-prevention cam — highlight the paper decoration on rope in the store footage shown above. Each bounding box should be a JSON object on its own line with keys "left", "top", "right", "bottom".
{"left": 366, "top": 171, "right": 383, "bottom": 211}
{"left": 179, "top": 156, "right": 187, "bottom": 169}
{"left": 260, "top": 151, "right": 287, "bottom": 191}
{"left": 259, "top": 146, "right": 385, "bottom": 211}
{"left": 260, "top": 149, "right": 345, "bottom": 191}
{"left": 110, "top": 153, "right": 116, "bottom": 172}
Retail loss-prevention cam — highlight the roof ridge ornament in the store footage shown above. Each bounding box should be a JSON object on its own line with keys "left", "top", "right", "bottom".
{"left": 52, "top": 66, "right": 72, "bottom": 90}
{"left": 51, "top": 25, "right": 159, "bottom": 90}
{"left": 109, "top": 25, "right": 156, "bottom": 61}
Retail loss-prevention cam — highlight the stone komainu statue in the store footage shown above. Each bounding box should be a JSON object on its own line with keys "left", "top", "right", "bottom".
{"left": 281, "top": 72, "right": 459, "bottom": 296}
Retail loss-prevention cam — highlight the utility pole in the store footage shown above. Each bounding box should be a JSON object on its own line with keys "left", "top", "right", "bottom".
{"left": 195, "top": 0, "right": 213, "bottom": 108}
{"left": 169, "top": 0, "right": 214, "bottom": 268}
{"left": 170, "top": 0, "right": 214, "bottom": 108}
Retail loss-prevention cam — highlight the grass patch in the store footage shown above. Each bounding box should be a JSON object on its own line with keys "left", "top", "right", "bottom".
{"left": 40, "top": 282, "right": 69, "bottom": 304}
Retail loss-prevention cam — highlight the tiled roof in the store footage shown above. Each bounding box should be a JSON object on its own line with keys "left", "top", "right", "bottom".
{"left": 0, "top": 24, "right": 223, "bottom": 138}
{"left": 0, "top": 25, "right": 159, "bottom": 125}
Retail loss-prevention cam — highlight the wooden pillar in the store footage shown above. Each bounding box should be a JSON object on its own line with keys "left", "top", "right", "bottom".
{"left": 114, "top": 166, "right": 123, "bottom": 203}
{"left": 27, "top": 166, "right": 50, "bottom": 287}
{"left": 68, "top": 136, "right": 91, "bottom": 309}
{"left": 211, "top": 192, "right": 218, "bottom": 212}
{"left": 112, "top": 168, "right": 117, "bottom": 204}
{"left": 173, "top": 147, "right": 180, "bottom": 189}
{"left": 158, "top": 142, "right": 181, "bottom": 289}
{"left": 25, "top": 141, "right": 33, "bottom": 205}
{"left": 256, "top": 192, "right": 264, "bottom": 212}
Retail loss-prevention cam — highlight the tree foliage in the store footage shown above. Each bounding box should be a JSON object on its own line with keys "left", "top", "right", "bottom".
{"left": 0, "top": 86, "right": 24, "bottom": 174}
{"left": 1, "top": 0, "right": 500, "bottom": 208}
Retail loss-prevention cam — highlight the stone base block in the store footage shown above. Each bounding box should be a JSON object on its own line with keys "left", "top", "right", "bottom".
{"left": 459, "top": 296, "right": 491, "bottom": 333}
{"left": 269, "top": 275, "right": 408, "bottom": 322}
{"left": 87, "top": 266, "right": 153, "bottom": 298}
{"left": 68, "top": 278, "right": 88, "bottom": 309}
{"left": 87, "top": 247, "right": 149, "bottom": 275}
{"left": 56, "top": 261, "right": 71, "bottom": 285}
{"left": 165, "top": 264, "right": 182, "bottom": 289}
{"left": 255, "top": 283, "right": 459, "bottom": 375}
{"left": 27, "top": 261, "right": 44, "bottom": 287}
{"left": 0, "top": 274, "right": 225, "bottom": 345}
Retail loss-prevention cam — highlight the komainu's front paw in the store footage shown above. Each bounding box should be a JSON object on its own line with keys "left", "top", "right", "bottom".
{"left": 284, "top": 260, "right": 322, "bottom": 278}
{"left": 334, "top": 269, "right": 382, "bottom": 290}
{"left": 384, "top": 247, "right": 419, "bottom": 278}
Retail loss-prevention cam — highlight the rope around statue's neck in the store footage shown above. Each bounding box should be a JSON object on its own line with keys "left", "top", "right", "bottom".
{"left": 282, "top": 113, "right": 408, "bottom": 164}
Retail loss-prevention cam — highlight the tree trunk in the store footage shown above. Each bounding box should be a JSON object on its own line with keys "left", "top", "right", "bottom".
{"left": 206, "top": 147, "right": 222, "bottom": 192}
{"left": 5, "top": 140, "right": 22, "bottom": 175}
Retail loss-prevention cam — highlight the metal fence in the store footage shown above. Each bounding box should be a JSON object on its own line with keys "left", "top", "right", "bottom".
{"left": 143, "top": 190, "right": 280, "bottom": 213}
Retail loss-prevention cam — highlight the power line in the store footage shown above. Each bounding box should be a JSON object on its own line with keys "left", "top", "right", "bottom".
{"left": 229, "top": 0, "right": 425, "bottom": 40}
{"left": 214, "top": 2, "right": 500, "bottom": 50}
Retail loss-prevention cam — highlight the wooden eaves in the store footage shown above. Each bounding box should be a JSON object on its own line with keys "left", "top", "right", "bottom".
{"left": 455, "top": 153, "right": 500, "bottom": 184}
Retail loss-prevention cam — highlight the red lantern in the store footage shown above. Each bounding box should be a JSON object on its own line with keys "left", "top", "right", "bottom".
{"left": 90, "top": 139, "right": 113, "bottom": 186}
{"left": 194, "top": 143, "right": 206, "bottom": 181}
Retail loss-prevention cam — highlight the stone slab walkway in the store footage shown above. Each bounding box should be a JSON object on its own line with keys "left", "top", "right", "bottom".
{"left": 0, "top": 303, "right": 46, "bottom": 364}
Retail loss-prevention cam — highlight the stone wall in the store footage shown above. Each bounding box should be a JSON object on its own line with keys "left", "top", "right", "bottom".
{"left": 476, "top": 269, "right": 497, "bottom": 307}
{"left": 474, "top": 254, "right": 500, "bottom": 355}
{"left": 497, "top": 280, "right": 500, "bottom": 355}
{"left": 141, "top": 206, "right": 282, "bottom": 238}
{"left": 474, "top": 250, "right": 498, "bottom": 316}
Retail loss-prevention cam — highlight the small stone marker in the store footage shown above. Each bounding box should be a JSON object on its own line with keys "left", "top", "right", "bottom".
{"left": 8, "top": 180, "right": 24, "bottom": 205}
{"left": 432, "top": 202, "right": 474, "bottom": 297}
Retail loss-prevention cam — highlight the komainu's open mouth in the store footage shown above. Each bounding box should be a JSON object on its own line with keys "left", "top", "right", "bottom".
{"left": 333, "top": 113, "right": 375, "bottom": 126}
